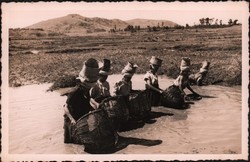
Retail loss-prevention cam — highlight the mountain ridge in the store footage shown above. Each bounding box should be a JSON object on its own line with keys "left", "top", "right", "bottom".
{"left": 125, "top": 18, "right": 178, "bottom": 28}
{"left": 27, "top": 14, "right": 179, "bottom": 35}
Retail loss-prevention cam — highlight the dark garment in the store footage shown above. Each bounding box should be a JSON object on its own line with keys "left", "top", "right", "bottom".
{"left": 63, "top": 114, "right": 73, "bottom": 143}
{"left": 64, "top": 83, "right": 95, "bottom": 144}
{"left": 128, "top": 90, "right": 151, "bottom": 119}
{"left": 146, "top": 84, "right": 161, "bottom": 106}
{"left": 66, "top": 85, "right": 94, "bottom": 121}
{"left": 149, "top": 90, "right": 161, "bottom": 106}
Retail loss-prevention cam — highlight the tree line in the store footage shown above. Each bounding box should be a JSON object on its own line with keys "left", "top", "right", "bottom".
{"left": 198, "top": 18, "right": 239, "bottom": 26}
{"left": 109, "top": 18, "right": 240, "bottom": 33}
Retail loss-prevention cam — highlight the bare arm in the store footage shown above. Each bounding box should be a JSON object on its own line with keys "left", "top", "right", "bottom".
{"left": 145, "top": 80, "right": 163, "bottom": 93}
{"left": 64, "top": 105, "right": 76, "bottom": 125}
{"left": 89, "top": 98, "right": 100, "bottom": 110}
{"left": 89, "top": 86, "right": 100, "bottom": 109}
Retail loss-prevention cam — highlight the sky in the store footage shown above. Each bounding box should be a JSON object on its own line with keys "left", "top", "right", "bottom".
{"left": 2, "top": 1, "right": 248, "bottom": 28}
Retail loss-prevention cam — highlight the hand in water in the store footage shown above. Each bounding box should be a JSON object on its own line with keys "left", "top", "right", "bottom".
{"left": 71, "top": 119, "right": 76, "bottom": 125}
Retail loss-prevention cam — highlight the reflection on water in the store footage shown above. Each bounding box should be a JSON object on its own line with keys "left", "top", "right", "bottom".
{"left": 8, "top": 75, "right": 242, "bottom": 154}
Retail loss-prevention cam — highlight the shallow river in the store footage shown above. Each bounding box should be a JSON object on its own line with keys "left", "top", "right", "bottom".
{"left": 8, "top": 75, "right": 242, "bottom": 156}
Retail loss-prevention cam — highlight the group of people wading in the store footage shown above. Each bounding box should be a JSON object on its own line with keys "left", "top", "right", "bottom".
{"left": 63, "top": 56, "right": 210, "bottom": 153}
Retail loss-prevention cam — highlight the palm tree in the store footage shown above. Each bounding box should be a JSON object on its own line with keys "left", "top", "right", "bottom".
{"left": 209, "top": 18, "right": 214, "bottom": 25}
{"left": 205, "top": 17, "right": 210, "bottom": 25}
{"left": 219, "top": 20, "right": 223, "bottom": 25}
{"left": 199, "top": 18, "right": 205, "bottom": 26}
{"left": 233, "top": 19, "right": 238, "bottom": 25}
{"left": 215, "top": 19, "right": 218, "bottom": 25}
{"left": 228, "top": 19, "right": 233, "bottom": 26}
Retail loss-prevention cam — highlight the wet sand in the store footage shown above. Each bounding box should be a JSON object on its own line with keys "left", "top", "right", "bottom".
{"left": 8, "top": 75, "right": 242, "bottom": 155}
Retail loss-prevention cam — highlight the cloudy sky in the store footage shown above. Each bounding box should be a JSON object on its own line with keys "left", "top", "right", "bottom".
{"left": 2, "top": 1, "right": 248, "bottom": 28}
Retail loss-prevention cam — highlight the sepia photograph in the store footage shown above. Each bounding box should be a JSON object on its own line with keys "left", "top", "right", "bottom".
{"left": 1, "top": 1, "right": 249, "bottom": 161}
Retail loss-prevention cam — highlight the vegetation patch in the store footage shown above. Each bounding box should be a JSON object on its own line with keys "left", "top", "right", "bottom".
{"left": 47, "top": 75, "right": 78, "bottom": 91}
{"left": 9, "top": 25, "right": 242, "bottom": 87}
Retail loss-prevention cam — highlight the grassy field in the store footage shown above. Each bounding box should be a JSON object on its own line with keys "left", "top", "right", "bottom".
{"left": 9, "top": 25, "right": 242, "bottom": 87}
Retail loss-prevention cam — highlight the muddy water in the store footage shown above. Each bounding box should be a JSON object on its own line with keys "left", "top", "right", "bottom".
{"left": 8, "top": 75, "right": 241, "bottom": 154}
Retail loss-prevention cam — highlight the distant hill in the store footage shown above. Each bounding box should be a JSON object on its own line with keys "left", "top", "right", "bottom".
{"left": 26, "top": 14, "right": 179, "bottom": 35}
{"left": 126, "top": 18, "right": 178, "bottom": 28}
{"left": 27, "top": 14, "right": 129, "bottom": 35}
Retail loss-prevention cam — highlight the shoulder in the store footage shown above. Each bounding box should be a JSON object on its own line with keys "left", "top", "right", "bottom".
{"left": 145, "top": 70, "right": 152, "bottom": 75}
{"left": 91, "top": 82, "right": 99, "bottom": 89}
{"left": 194, "top": 73, "right": 202, "bottom": 78}
{"left": 144, "top": 71, "right": 152, "bottom": 79}
{"left": 89, "top": 83, "right": 99, "bottom": 91}
{"left": 89, "top": 84, "right": 99, "bottom": 97}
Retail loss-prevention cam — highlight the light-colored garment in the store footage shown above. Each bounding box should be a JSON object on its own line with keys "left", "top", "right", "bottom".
{"left": 90, "top": 80, "right": 111, "bottom": 100}
{"left": 113, "top": 80, "right": 132, "bottom": 96}
{"left": 174, "top": 75, "right": 190, "bottom": 89}
{"left": 189, "top": 73, "right": 203, "bottom": 83}
{"left": 143, "top": 71, "right": 159, "bottom": 87}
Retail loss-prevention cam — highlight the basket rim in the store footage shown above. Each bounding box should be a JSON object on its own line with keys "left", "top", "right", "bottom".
{"left": 76, "top": 108, "right": 103, "bottom": 123}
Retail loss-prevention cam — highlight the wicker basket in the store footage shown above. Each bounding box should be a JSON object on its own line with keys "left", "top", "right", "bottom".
{"left": 128, "top": 90, "right": 151, "bottom": 118}
{"left": 160, "top": 85, "right": 185, "bottom": 109}
{"left": 101, "top": 95, "right": 130, "bottom": 122}
{"left": 71, "top": 109, "right": 116, "bottom": 152}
